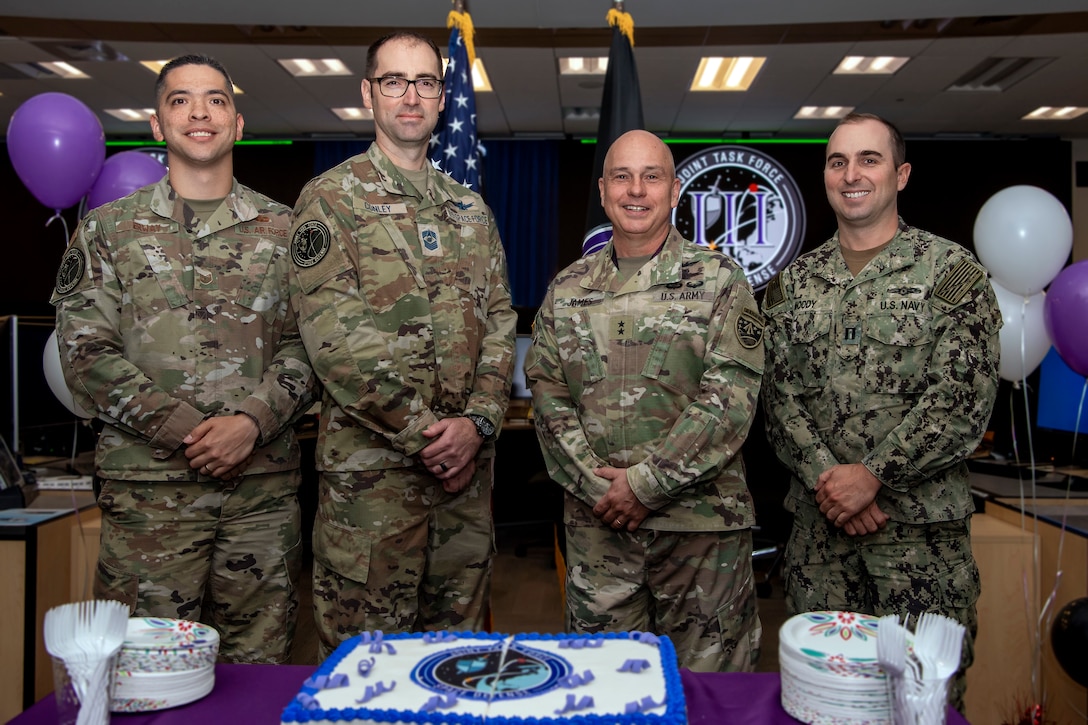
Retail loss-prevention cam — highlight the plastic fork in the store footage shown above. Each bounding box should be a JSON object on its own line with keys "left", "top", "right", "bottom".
{"left": 44, "top": 600, "right": 130, "bottom": 725}
{"left": 914, "top": 612, "right": 965, "bottom": 681}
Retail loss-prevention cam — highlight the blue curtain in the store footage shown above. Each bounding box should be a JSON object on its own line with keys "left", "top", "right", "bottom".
{"left": 311, "top": 139, "right": 557, "bottom": 309}
{"left": 482, "top": 140, "right": 558, "bottom": 308}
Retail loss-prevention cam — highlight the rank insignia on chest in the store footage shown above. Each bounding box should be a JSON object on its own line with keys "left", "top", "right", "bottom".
{"left": 419, "top": 223, "right": 442, "bottom": 256}
{"left": 610, "top": 315, "right": 634, "bottom": 340}
{"left": 842, "top": 321, "right": 861, "bottom": 345}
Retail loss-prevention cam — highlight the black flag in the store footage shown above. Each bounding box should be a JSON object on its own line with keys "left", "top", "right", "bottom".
{"left": 582, "top": 6, "right": 645, "bottom": 255}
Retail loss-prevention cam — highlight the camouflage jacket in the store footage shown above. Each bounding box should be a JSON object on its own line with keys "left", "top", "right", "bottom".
{"left": 50, "top": 176, "right": 316, "bottom": 480}
{"left": 289, "top": 143, "right": 516, "bottom": 471}
{"left": 526, "top": 227, "right": 765, "bottom": 532}
{"left": 761, "top": 222, "right": 1002, "bottom": 522}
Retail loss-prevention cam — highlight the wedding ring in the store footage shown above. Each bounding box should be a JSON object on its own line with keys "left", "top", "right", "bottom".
{"left": 439, "top": 461, "right": 449, "bottom": 472}
{"left": 615, "top": 517, "right": 624, "bottom": 527}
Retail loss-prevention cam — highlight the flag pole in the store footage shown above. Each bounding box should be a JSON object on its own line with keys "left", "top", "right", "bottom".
{"left": 582, "top": 1, "right": 645, "bottom": 256}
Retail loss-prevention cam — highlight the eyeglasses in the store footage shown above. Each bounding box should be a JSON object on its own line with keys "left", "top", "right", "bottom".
{"left": 369, "top": 76, "right": 444, "bottom": 99}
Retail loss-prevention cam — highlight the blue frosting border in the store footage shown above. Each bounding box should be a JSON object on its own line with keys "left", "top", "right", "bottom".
{"left": 280, "top": 631, "right": 687, "bottom": 725}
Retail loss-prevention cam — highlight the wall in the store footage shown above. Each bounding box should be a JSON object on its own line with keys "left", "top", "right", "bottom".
{"left": 1073, "top": 138, "right": 1088, "bottom": 262}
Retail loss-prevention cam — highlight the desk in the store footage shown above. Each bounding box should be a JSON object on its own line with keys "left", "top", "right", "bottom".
{"left": 0, "top": 490, "right": 99, "bottom": 722}
{"left": 9, "top": 664, "right": 970, "bottom": 724}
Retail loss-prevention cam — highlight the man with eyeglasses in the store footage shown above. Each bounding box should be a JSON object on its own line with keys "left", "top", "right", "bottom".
{"left": 289, "top": 31, "right": 516, "bottom": 654}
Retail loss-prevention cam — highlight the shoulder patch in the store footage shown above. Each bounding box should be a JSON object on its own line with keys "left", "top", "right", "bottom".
{"left": 291, "top": 220, "right": 331, "bottom": 268}
{"left": 933, "top": 259, "right": 984, "bottom": 306}
{"left": 55, "top": 247, "right": 86, "bottom": 295}
{"left": 736, "top": 308, "right": 765, "bottom": 350}
{"left": 763, "top": 273, "right": 786, "bottom": 310}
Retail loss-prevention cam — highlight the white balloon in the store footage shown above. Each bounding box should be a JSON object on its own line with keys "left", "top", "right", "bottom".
{"left": 974, "top": 185, "right": 1073, "bottom": 296}
{"left": 42, "top": 332, "right": 93, "bottom": 419}
{"left": 991, "top": 279, "right": 1052, "bottom": 382}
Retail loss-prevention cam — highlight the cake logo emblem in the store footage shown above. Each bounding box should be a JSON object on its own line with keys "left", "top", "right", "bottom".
{"left": 672, "top": 145, "right": 806, "bottom": 291}
{"left": 412, "top": 643, "right": 571, "bottom": 701}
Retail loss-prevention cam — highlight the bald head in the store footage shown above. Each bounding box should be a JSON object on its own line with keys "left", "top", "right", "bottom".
{"left": 603, "top": 130, "right": 676, "bottom": 179}
{"left": 599, "top": 130, "right": 680, "bottom": 254}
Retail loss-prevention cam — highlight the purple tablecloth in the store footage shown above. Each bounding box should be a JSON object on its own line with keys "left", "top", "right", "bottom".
{"left": 9, "top": 665, "right": 970, "bottom": 724}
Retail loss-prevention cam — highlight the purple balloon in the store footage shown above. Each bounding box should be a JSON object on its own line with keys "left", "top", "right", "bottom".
{"left": 7, "top": 92, "right": 105, "bottom": 211}
{"left": 1044, "top": 260, "right": 1088, "bottom": 377}
{"left": 86, "top": 151, "right": 167, "bottom": 211}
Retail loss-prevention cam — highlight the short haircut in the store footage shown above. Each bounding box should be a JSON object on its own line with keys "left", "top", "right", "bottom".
{"left": 365, "top": 31, "right": 444, "bottom": 79}
{"left": 835, "top": 112, "right": 907, "bottom": 168}
{"left": 155, "top": 54, "right": 234, "bottom": 103}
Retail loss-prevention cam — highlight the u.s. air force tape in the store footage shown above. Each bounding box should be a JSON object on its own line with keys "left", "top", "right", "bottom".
{"left": 291, "top": 220, "right": 331, "bottom": 268}
{"left": 55, "top": 247, "right": 86, "bottom": 295}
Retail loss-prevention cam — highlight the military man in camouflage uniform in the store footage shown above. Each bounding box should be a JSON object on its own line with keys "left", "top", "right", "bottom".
{"left": 526, "top": 130, "right": 765, "bottom": 672}
{"left": 289, "top": 31, "right": 516, "bottom": 654}
{"left": 51, "top": 55, "right": 316, "bottom": 663}
{"left": 761, "top": 113, "right": 1001, "bottom": 707}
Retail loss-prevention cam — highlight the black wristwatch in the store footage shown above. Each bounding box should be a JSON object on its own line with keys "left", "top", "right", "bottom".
{"left": 466, "top": 414, "right": 496, "bottom": 441}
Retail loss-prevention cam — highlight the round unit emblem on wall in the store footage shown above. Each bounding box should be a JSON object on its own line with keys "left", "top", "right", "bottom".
{"left": 672, "top": 146, "right": 806, "bottom": 290}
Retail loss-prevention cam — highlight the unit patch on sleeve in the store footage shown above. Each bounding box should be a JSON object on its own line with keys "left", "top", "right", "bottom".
{"left": 933, "top": 259, "right": 984, "bottom": 305}
{"left": 54, "top": 247, "right": 86, "bottom": 295}
{"left": 736, "top": 308, "right": 765, "bottom": 349}
{"left": 291, "top": 220, "right": 331, "bottom": 268}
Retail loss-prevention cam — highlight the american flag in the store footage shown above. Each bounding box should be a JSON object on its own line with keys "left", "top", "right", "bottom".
{"left": 429, "top": 14, "right": 480, "bottom": 190}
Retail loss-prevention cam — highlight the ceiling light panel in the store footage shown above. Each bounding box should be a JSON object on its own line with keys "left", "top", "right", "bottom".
{"left": 690, "top": 57, "right": 765, "bottom": 91}
{"left": 559, "top": 57, "right": 608, "bottom": 75}
{"left": 331, "top": 107, "right": 374, "bottom": 121}
{"left": 278, "top": 58, "right": 352, "bottom": 77}
{"left": 833, "top": 56, "right": 911, "bottom": 75}
{"left": 794, "top": 105, "right": 855, "bottom": 119}
{"left": 104, "top": 108, "right": 155, "bottom": 121}
{"left": 1023, "top": 106, "right": 1088, "bottom": 120}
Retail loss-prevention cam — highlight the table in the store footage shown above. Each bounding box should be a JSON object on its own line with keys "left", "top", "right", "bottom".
{"left": 0, "top": 490, "right": 99, "bottom": 722}
{"left": 8, "top": 664, "right": 970, "bottom": 724}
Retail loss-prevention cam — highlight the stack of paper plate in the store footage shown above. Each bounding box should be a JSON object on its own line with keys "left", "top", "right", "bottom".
{"left": 111, "top": 617, "right": 219, "bottom": 713}
{"left": 778, "top": 611, "right": 894, "bottom": 725}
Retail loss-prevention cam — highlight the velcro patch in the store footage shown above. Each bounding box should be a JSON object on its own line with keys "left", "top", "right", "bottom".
{"left": 736, "top": 308, "right": 765, "bottom": 349}
{"left": 55, "top": 247, "right": 86, "bottom": 295}
{"left": 934, "top": 259, "right": 984, "bottom": 306}
{"left": 291, "top": 220, "right": 331, "bottom": 268}
{"left": 419, "top": 223, "right": 442, "bottom": 256}
{"left": 763, "top": 274, "right": 786, "bottom": 310}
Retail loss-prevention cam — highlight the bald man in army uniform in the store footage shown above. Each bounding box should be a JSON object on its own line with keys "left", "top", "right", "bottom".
{"left": 761, "top": 112, "right": 1002, "bottom": 709}
{"left": 526, "top": 130, "right": 765, "bottom": 672}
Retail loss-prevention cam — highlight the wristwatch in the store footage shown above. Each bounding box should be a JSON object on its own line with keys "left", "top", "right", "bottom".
{"left": 466, "top": 414, "right": 496, "bottom": 441}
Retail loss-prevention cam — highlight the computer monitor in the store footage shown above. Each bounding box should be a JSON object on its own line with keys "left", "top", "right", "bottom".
{"left": 510, "top": 334, "right": 532, "bottom": 399}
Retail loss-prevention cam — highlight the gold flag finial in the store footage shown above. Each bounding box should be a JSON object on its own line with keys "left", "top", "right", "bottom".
{"left": 607, "top": 2, "right": 635, "bottom": 46}
{"left": 447, "top": 4, "right": 477, "bottom": 68}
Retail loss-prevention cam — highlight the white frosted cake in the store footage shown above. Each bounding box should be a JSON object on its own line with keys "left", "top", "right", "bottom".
{"left": 280, "top": 631, "right": 687, "bottom": 725}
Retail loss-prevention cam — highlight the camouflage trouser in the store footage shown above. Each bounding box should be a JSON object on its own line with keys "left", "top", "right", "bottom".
{"left": 784, "top": 502, "right": 979, "bottom": 711}
{"left": 311, "top": 462, "right": 494, "bottom": 658}
{"left": 564, "top": 500, "right": 761, "bottom": 673}
{"left": 94, "top": 471, "right": 302, "bottom": 664}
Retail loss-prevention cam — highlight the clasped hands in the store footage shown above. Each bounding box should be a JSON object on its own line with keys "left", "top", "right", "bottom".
{"left": 591, "top": 467, "right": 651, "bottom": 533}
{"left": 815, "top": 463, "right": 888, "bottom": 536}
{"left": 184, "top": 414, "right": 259, "bottom": 481}
{"left": 419, "top": 417, "right": 481, "bottom": 494}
